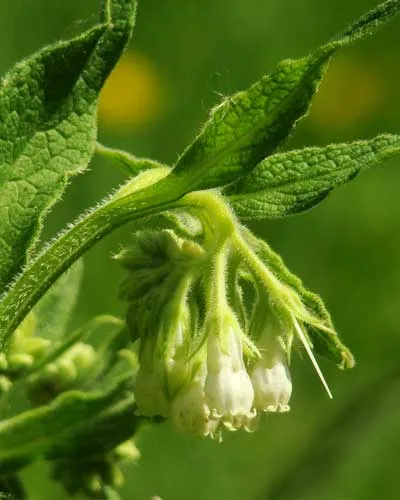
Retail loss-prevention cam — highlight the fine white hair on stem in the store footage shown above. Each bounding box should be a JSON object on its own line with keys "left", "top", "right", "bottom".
{"left": 291, "top": 314, "right": 333, "bottom": 399}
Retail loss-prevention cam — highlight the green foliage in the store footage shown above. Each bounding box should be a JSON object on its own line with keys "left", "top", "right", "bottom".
{"left": 241, "top": 227, "right": 354, "bottom": 368}
{"left": 0, "top": 0, "right": 399, "bottom": 498}
{"left": 0, "top": 378, "right": 131, "bottom": 469}
{"left": 173, "top": 0, "right": 400, "bottom": 192}
{"left": 96, "top": 142, "right": 166, "bottom": 176}
{"left": 229, "top": 134, "right": 400, "bottom": 219}
{"left": 34, "top": 260, "right": 83, "bottom": 341}
{"left": 0, "top": 0, "right": 136, "bottom": 291}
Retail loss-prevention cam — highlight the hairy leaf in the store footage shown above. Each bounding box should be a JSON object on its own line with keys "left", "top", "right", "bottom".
{"left": 172, "top": 0, "right": 400, "bottom": 192}
{"left": 0, "top": 163, "right": 179, "bottom": 348}
{"left": 229, "top": 135, "right": 400, "bottom": 219}
{"left": 242, "top": 227, "right": 354, "bottom": 368}
{"left": 0, "top": 0, "right": 136, "bottom": 290}
{"left": 0, "top": 378, "right": 131, "bottom": 466}
{"left": 96, "top": 142, "right": 166, "bottom": 176}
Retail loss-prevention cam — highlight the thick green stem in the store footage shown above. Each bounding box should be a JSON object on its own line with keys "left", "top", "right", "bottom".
{"left": 0, "top": 176, "right": 182, "bottom": 348}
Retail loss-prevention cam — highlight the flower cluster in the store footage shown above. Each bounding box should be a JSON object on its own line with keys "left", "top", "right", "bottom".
{"left": 170, "top": 309, "right": 292, "bottom": 440}
{"left": 117, "top": 225, "right": 303, "bottom": 440}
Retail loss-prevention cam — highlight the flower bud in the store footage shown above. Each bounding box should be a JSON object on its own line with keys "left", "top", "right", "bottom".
{"left": 0, "top": 353, "right": 8, "bottom": 371}
{"left": 114, "top": 440, "right": 140, "bottom": 462}
{"left": 8, "top": 353, "right": 34, "bottom": 371}
{"left": 134, "top": 339, "right": 169, "bottom": 417}
{"left": 0, "top": 375, "right": 12, "bottom": 394}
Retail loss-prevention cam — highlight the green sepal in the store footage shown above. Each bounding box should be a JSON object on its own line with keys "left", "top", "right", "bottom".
{"left": 171, "top": 0, "right": 400, "bottom": 193}
{"left": 228, "top": 134, "right": 400, "bottom": 219}
{"left": 241, "top": 227, "right": 354, "bottom": 369}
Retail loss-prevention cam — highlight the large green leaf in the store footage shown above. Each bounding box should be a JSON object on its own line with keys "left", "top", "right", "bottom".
{"left": 229, "top": 135, "right": 400, "bottom": 219}
{"left": 0, "top": 0, "right": 136, "bottom": 290}
{"left": 172, "top": 0, "right": 400, "bottom": 192}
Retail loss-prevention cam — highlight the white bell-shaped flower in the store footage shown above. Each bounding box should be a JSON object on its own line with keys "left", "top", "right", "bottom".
{"left": 205, "top": 314, "right": 255, "bottom": 430}
{"left": 170, "top": 361, "right": 220, "bottom": 438}
{"left": 250, "top": 346, "right": 292, "bottom": 413}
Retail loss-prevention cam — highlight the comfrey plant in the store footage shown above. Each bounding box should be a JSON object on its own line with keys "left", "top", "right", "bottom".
{"left": 0, "top": 0, "right": 399, "bottom": 497}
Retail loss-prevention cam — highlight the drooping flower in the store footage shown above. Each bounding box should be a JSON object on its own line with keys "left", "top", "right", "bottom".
{"left": 170, "top": 356, "right": 219, "bottom": 438}
{"left": 170, "top": 310, "right": 256, "bottom": 438}
{"left": 204, "top": 312, "right": 255, "bottom": 431}
{"left": 250, "top": 344, "right": 292, "bottom": 413}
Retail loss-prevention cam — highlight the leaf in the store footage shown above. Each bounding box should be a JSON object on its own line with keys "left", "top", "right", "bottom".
{"left": 33, "top": 260, "right": 83, "bottom": 341}
{"left": 0, "top": 378, "right": 132, "bottom": 467}
{"left": 47, "top": 393, "right": 137, "bottom": 459}
{"left": 46, "top": 351, "right": 138, "bottom": 459}
{"left": 228, "top": 135, "right": 400, "bottom": 219}
{"left": 96, "top": 142, "right": 166, "bottom": 176}
{"left": 171, "top": 0, "right": 400, "bottom": 192}
{"left": 0, "top": 0, "right": 136, "bottom": 291}
{"left": 241, "top": 227, "right": 354, "bottom": 368}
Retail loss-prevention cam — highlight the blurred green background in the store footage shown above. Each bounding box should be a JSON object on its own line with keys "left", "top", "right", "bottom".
{"left": 1, "top": 0, "right": 400, "bottom": 499}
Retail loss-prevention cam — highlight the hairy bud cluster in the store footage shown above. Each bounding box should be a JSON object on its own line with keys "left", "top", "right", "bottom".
{"left": 0, "top": 312, "right": 51, "bottom": 394}
{"left": 51, "top": 439, "right": 140, "bottom": 498}
{"left": 29, "top": 342, "right": 96, "bottom": 404}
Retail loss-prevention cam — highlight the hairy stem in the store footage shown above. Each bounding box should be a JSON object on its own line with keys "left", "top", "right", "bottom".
{"left": 0, "top": 176, "right": 182, "bottom": 348}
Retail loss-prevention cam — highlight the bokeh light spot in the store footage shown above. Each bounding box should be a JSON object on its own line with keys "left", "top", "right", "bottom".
{"left": 309, "top": 54, "right": 384, "bottom": 130}
{"left": 99, "top": 50, "right": 164, "bottom": 129}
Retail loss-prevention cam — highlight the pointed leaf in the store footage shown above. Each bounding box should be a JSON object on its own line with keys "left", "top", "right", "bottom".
{"left": 229, "top": 134, "right": 400, "bottom": 219}
{"left": 96, "top": 142, "right": 166, "bottom": 176}
{"left": 172, "top": 0, "right": 400, "bottom": 192}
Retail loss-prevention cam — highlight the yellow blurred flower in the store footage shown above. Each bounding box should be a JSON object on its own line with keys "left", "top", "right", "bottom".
{"left": 99, "top": 51, "right": 164, "bottom": 129}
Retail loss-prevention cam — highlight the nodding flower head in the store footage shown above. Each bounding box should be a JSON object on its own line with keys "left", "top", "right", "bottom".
{"left": 119, "top": 222, "right": 352, "bottom": 439}
{"left": 204, "top": 311, "right": 255, "bottom": 431}
{"left": 171, "top": 310, "right": 256, "bottom": 439}
{"left": 250, "top": 341, "right": 292, "bottom": 413}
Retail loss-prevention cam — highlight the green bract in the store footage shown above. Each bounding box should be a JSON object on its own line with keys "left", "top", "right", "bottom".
{"left": 0, "top": 0, "right": 399, "bottom": 495}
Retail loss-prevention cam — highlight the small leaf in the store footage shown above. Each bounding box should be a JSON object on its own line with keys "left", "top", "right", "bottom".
{"left": 171, "top": 0, "right": 400, "bottom": 192}
{"left": 96, "top": 142, "right": 166, "bottom": 176}
{"left": 242, "top": 227, "right": 354, "bottom": 368}
{"left": 229, "top": 134, "right": 400, "bottom": 219}
{"left": 0, "top": 378, "right": 132, "bottom": 466}
{"left": 0, "top": 0, "right": 136, "bottom": 290}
